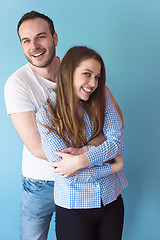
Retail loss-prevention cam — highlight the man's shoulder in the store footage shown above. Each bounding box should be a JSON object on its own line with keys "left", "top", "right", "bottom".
{"left": 5, "top": 64, "right": 35, "bottom": 91}
{"left": 8, "top": 63, "right": 31, "bottom": 80}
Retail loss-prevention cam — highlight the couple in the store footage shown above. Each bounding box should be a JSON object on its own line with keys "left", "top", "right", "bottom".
{"left": 4, "top": 11, "right": 128, "bottom": 240}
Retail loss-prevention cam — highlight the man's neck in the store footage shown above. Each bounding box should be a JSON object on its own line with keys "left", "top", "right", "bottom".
{"left": 30, "top": 56, "right": 60, "bottom": 82}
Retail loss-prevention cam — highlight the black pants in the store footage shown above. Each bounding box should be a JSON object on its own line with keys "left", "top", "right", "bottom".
{"left": 55, "top": 195, "right": 124, "bottom": 240}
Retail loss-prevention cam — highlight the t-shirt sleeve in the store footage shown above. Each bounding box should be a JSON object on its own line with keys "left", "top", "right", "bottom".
{"left": 4, "top": 76, "right": 36, "bottom": 114}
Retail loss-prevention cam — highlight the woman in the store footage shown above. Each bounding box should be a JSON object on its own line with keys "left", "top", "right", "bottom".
{"left": 36, "top": 46, "right": 128, "bottom": 240}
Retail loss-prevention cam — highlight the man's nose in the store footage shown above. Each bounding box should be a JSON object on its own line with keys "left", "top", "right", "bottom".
{"left": 30, "top": 39, "right": 40, "bottom": 50}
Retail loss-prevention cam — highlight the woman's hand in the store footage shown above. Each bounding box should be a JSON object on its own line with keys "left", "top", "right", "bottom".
{"left": 51, "top": 151, "right": 90, "bottom": 178}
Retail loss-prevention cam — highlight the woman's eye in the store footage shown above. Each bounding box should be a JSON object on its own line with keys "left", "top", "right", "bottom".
{"left": 84, "top": 72, "right": 90, "bottom": 77}
{"left": 95, "top": 76, "right": 101, "bottom": 80}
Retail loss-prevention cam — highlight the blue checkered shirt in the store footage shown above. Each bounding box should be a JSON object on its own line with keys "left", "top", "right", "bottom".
{"left": 36, "top": 89, "right": 128, "bottom": 209}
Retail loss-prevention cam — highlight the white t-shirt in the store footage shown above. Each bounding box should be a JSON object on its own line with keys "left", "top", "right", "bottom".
{"left": 4, "top": 62, "right": 61, "bottom": 180}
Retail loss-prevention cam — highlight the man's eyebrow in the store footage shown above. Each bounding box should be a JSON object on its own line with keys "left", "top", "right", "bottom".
{"left": 21, "top": 37, "right": 28, "bottom": 42}
{"left": 21, "top": 32, "right": 47, "bottom": 42}
{"left": 37, "top": 32, "right": 47, "bottom": 36}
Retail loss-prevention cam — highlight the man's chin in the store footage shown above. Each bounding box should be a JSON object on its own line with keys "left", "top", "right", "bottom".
{"left": 28, "top": 60, "right": 49, "bottom": 68}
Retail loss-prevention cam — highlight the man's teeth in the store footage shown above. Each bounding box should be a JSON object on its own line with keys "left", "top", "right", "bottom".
{"left": 83, "top": 87, "right": 91, "bottom": 93}
{"left": 33, "top": 52, "right": 44, "bottom": 57}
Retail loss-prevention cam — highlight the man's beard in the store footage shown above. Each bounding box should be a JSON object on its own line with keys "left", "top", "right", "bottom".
{"left": 26, "top": 45, "right": 56, "bottom": 68}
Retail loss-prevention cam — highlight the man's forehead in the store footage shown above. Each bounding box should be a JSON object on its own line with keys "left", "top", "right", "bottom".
{"left": 19, "top": 18, "right": 50, "bottom": 38}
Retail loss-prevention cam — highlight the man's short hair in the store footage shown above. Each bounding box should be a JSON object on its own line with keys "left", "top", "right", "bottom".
{"left": 17, "top": 11, "right": 55, "bottom": 38}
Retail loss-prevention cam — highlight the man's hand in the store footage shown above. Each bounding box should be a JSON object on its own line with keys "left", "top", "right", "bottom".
{"left": 110, "top": 155, "right": 124, "bottom": 173}
{"left": 61, "top": 146, "right": 88, "bottom": 155}
{"left": 51, "top": 151, "right": 90, "bottom": 178}
{"left": 88, "top": 131, "right": 106, "bottom": 147}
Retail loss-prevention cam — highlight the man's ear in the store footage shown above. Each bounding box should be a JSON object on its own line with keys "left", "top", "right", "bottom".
{"left": 53, "top": 32, "right": 58, "bottom": 46}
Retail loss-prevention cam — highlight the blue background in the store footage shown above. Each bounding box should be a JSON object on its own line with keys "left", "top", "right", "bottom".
{"left": 0, "top": 1, "right": 160, "bottom": 239}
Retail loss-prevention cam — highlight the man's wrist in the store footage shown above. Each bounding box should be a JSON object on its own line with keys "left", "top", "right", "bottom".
{"left": 81, "top": 146, "right": 89, "bottom": 153}
{"left": 87, "top": 144, "right": 95, "bottom": 151}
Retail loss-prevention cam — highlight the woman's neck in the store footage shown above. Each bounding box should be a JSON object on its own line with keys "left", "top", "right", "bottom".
{"left": 76, "top": 101, "right": 84, "bottom": 118}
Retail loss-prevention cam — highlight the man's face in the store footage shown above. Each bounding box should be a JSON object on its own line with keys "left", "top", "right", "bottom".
{"left": 19, "top": 18, "right": 58, "bottom": 68}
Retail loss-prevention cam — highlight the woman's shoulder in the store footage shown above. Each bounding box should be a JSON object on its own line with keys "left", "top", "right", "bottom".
{"left": 49, "top": 90, "right": 56, "bottom": 106}
{"left": 50, "top": 89, "right": 56, "bottom": 98}
{"left": 104, "top": 85, "right": 112, "bottom": 106}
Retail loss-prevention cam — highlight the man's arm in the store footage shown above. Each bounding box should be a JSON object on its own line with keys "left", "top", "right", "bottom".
{"left": 9, "top": 84, "right": 122, "bottom": 163}
{"left": 10, "top": 111, "right": 47, "bottom": 160}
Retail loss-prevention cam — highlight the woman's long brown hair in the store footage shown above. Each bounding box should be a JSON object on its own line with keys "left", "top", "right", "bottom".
{"left": 44, "top": 46, "right": 106, "bottom": 147}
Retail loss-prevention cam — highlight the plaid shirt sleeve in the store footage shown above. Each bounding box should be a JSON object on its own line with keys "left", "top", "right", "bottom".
{"left": 86, "top": 88, "right": 124, "bottom": 167}
{"left": 65, "top": 162, "right": 112, "bottom": 185}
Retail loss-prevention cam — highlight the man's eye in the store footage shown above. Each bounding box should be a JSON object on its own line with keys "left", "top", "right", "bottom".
{"left": 39, "top": 35, "right": 45, "bottom": 39}
{"left": 23, "top": 40, "right": 30, "bottom": 44}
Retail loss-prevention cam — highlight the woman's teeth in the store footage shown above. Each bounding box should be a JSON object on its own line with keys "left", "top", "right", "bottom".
{"left": 82, "top": 87, "right": 91, "bottom": 93}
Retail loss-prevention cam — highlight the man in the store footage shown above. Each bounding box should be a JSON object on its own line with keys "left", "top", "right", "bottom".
{"left": 4, "top": 11, "right": 124, "bottom": 240}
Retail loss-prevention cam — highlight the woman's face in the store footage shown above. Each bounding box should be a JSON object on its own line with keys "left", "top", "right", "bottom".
{"left": 73, "top": 58, "right": 101, "bottom": 106}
